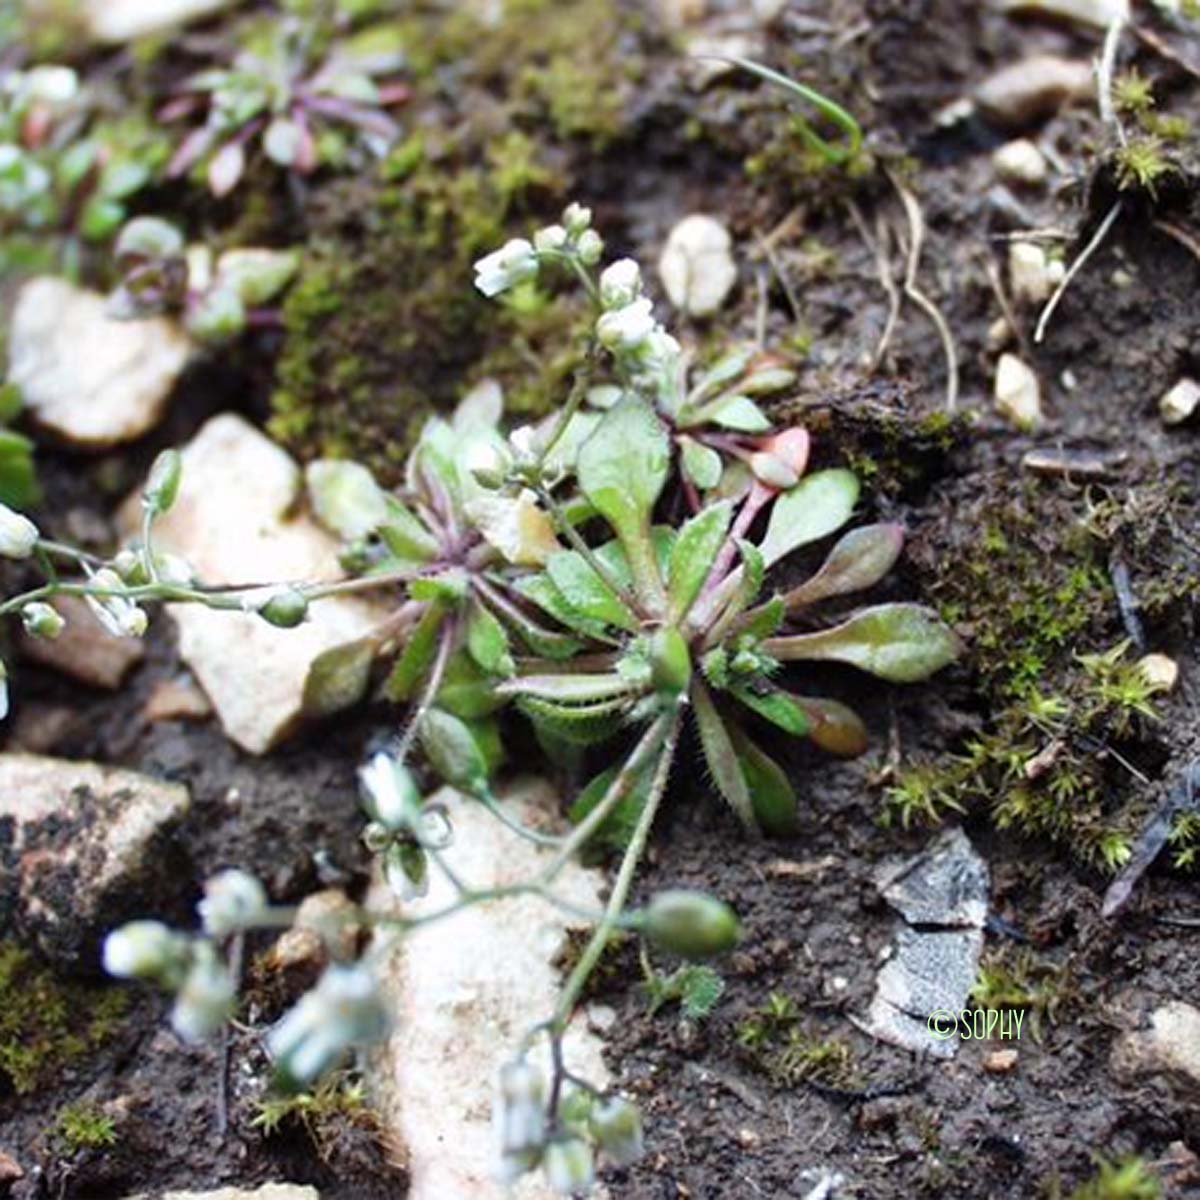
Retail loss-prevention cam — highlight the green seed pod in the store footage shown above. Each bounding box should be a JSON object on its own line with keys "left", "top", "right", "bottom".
{"left": 144, "top": 448, "right": 183, "bottom": 516}
{"left": 649, "top": 628, "right": 692, "bottom": 697}
{"left": 258, "top": 589, "right": 309, "bottom": 628}
{"left": 643, "top": 890, "right": 740, "bottom": 960}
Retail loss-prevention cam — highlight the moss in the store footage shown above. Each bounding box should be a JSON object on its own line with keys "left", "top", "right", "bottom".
{"left": 970, "top": 946, "right": 1073, "bottom": 1043}
{"left": 1047, "top": 1157, "right": 1163, "bottom": 1200}
{"left": 736, "top": 992, "right": 857, "bottom": 1089}
{"left": 0, "top": 940, "right": 129, "bottom": 1096}
{"left": 55, "top": 1101, "right": 119, "bottom": 1152}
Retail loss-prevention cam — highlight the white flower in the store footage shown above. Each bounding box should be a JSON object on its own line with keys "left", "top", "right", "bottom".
{"left": 533, "top": 223, "right": 568, "bottom": 252}
{"left": 599, "top": 258, "right": 641, "bottom": 309}
{"left": 596, "top": 297, "right": 656, "bottom": 352}
{"left": 359, "top": 751, "right": 422, "bottom": 832}
{"left": 16, "top": 65, "right": 78, "bottom": 106}
{"left": 496, "top": 1060, "right": 546, "bottom": 1156}
{"left": 102, "top": 920, "right": 190, "bottom": 983}
{"left": 473, "top": 238, "right": 538, "bottom": 297}
{"left": 267, "top": 963, "right": 389, "bottom": 1088}
{"left": 170, "top": 942, "right": 236, "bottom": 1043}
{"left": 544, "top": 1138, "right": 595, "bottom": 1196}
{"left": 21, "top": 601, "right": 64, "bottom": 640}
{"left": 0, "top": 503, "right": 38, "bottom": 559}
{"left": 576, "top": 229, "right": 603, "bottom": 265}
{"left": 383, "top": 842, "right": 429, "bottom": 900}
{"left": 198, "top": 869, "right": 268, "bottom": 938}
{"left": 562, "top": 202, "right": 592, "bottom": 235}
{"left": 85, "top": 568, "right": 148, "bottom": 638}
{"left": 590, "top": 1097, "right": 644, "bottom": 1167}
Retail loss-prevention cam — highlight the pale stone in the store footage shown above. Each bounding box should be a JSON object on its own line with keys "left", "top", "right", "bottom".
{"left": 987, "top": 316, "right": 1014, "bottom": 353}
{"left": 992, "top": 138, "right": 1048, "bottom": 186}
{"left": 1008, "top": 242, "right": 1058, "bottom": 306}
{"left": 1160, "top": 377, "right": 1200, "bottom": 426}
{"left": 18, "top": 595, "right": 144, "bottom": 689}
{"left": 684, "top": 33, "right": 763, "bottom": 87}
{"left": 83, "top": 0, "right": 241, "bottom": 44}
{"left": 974, "top": 56, "right": 1095, "bottom": 129}
{"left": 983, "top": 1048, "right": 1019, "bottom": 1073}
{"left": 1136, "top": 653, "right": 1179, "bottom": 693}
{"left": 124, "top": 1186, "right": 319, "bottom": 1200}
{"left": 7, "top": 277, "right": 191, "bottom": 449}
{"left": 117, "top": 414, "right": 388, "bottom": 754}
{"left": 658, "top": 214, "right": 738, "bottom": 316}
{"left": 1112, "top": 1001, "right": 1200, "bottom": 1090}
{"left": 368, "top": 781, "right": 611, "bottom": 1200}
{"left": 0, "top": 753, "right": 190, "bottom": 963}
{"left": 991, "top": 0, "right": 1128, "bottom": 29}
{"left": 994, "top": 353, "right": 1042, "bottom": 430}
{"left": 143, "top": 676, "right": 213, "bottom": 722}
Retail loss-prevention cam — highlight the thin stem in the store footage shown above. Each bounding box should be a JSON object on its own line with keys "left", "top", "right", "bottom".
{"left": 392, "top": 613, "right": 456, "bottom": 766}
{"left": 140, "top": 506, "right": 158, "bottom": 584}
{"left": 552, "top": 714, "right": 681, "bottom": 1033}
{"left": 477, "top": 792, "right": 566, "bottom": 849}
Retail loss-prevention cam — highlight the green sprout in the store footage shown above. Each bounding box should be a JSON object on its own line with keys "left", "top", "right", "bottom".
{"left": 55, "top": 1101, "right": 119, "bottom": 1152}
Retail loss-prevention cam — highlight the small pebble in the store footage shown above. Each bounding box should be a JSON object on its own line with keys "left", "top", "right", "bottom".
{"left": 1008, "top": 242, "right": 1062, "bottom": 306}
{"left": 994, "top": 353, "right": 1042, "bottom": 431}
{"left": 993, "top": 138, "right": 1048, "bottom": 186}
{"left": 987, "top": 316, "right": 1014, "bottom": 353}
{"left": 1137, "top": 653, "right": 1178, "bottom": 694}
{"left": 1022, "top": 447, "right": 1126, "bottom": 480}
{"left": 974, "top": 55, "right": 1094, "bottom": 129}
{"left": 983, "top": 1048, "right": 1019, "bottom": 1074}
{"left": 1160, "top": 378, "right": 1200, "bottom": 426}
{"left": 993, "top": 0, "right": 1128, "bottom": 30}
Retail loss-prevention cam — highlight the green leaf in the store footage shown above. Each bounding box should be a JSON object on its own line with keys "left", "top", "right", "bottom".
{"left": 215, "top": 248, "right": 301, "bottom": 306}
{"left": 0, "top": 429, "right": 39, "bottom": 509}
{"left": 481, "top": 587, "right": 583, "bottom": 661}
{"left": 734, "top": 596, "right": 785, "bottom": 640}
{"left": 514, "top": 574, "right": 616, "bottom": 643}
{"left": 409, "top": 569, "right": 469, "bottom": 604}
{"left": 547, "top": 550, "right": 638, "bottom": 631}
{"left": 668, "top": 501, "right": 732, "bottom": 621}
{"left": 646, "top": 964, "right": 726, "bottom": 1019}
{"left": 759, "top": 469, "right": 860, "bottom": 567}
{"left": 785, "top": 523, "right": 904, "bottom": 609}
{"left": 792, "top": 695, "right": 869, "bottom": 757}
{"left": 466, "top": 601, "right": 514, "bottom": 677}
{"left": 692, "top": 680, "right": 755, "bottom": 829}
{"left": 306, "top": 460, "right": 390, "bottom": 540}
{"left": 302, "top": 638, "right": 376, "bottom": 717}
{"left": 679, "top": 436, "right": 722, "bottom": 492}
{"left": 517, "top": 694, "right": 628, "bottom": 746}
{"left": 0, "top": 383, "right": 23, "bottom": 424}
{"left": 729, "top": 685, "right": 811, "bottom": 736}
{"left": 379, "top": 496, "right": 439, "bottom": 562}
{"left": 765, "top": 603, "right": 961, "bottom": 682}
{"left": 696, "top": 394, "right": 771, "bottom": 433}
{"left": 420, "top": 707, "right": 491, "bottom": 796}
{"left": 436, "top": 650, "right": 506, "bottom": 718}
{"left": 496, "top": 673, "right": 639, "bottom": 703}
{"left": 384, "top": 604, "right": 444, "bottom": 701}
{"left": 577, "top": 397, "right": 670, "bottom": 606}
{"left": 569, "top": 762, "right": 652, "bottom": 853}
{"left": 729, "top": 726, "right": 799, "bottom": 836}
{"left": 686, "top": 349, "right": 754, "bottom": 407}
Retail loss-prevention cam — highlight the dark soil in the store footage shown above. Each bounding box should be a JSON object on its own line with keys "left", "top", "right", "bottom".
{"left": 4, "top": 1, "right": 1200, "bottom": 1198}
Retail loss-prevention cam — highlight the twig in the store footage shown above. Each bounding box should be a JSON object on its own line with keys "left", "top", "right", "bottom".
{"left": 1097, "top": 9, "right": 1128, "bottom": 141}
{"left": 1153, "top": 218, "right": 1200, "bottom": 269}
{"left": 1109, "top": 553, "right": 1146, "bottom": 652}
{"left": 846, "top": 200, "right": 901, "bottom": 372}
{"left": 1034, "top": 200, "right": 1123, "bottom": 344}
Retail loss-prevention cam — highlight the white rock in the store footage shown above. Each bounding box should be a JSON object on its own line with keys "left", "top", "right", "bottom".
{"left": 974, "top": 56, "right": 1095, "bottom": 129}
{"left": 659, "top": 214, "right": 738, "bottom": 317}
{"left": 83, "top": 0, "right": 241, "bottom": 44}
{"left": 1136, "top": 653, "right": 1179, "bottom": 693}
{"left": 987, "top": 316, "right": 1014, "bottom": 353}
{"left": 992, "top": 138, "right": 1048, "bottom": 186}
{"left": 1008, "top": 242, "right": 1062, "bottom": 306}
{"left": 991, "top": 0, "right": 1128, "bottom": 29}
{"left": 368, "top": 780, "right": 611, "bottom": 1200}
{"left": 994, "top": 353, "right": 1042, "bottom": 430}
{"left": 684, "top": 33, "right": 764, "bottom": 87}
{"left": 18, "top": 595, "right": 144, "bottom": 689}
{"left": 124, "top": 1186, "right": 319, "bottom": 1200}
{"left": 7, "top": 277, "right": 191, "bottom": 449}
{"left": 1112, "top": 1000, "right": 1200, "bottom": 1089}
{"left": 0, "top": 753, "right": 189, "bottom": 963}
{"left": 1160, "top": 377, "right": 1200, "bottom": 426}
{"left": 118, "top": 414, "right": 388, "bottom": 754}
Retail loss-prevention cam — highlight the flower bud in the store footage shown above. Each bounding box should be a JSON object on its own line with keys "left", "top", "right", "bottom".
{"left": 170, "top": 941, "right": 236, "bottom": 1043}
{"left": 21, "top": 601, "right": 64, "bottom": 640}
{"left": 534, "top": 224, "right": 568, "bottom": 252}
{"left": 575, "top": 229, "right": 603, "bottom": 266}
{"left": 258, "top": 588, "right": 309, "bottom": 628}
{"left": 644, "top": 890, "right": 740, "bottom": 960}
{"left": 599, "top": 258, "right": 641, "bottom": 309}
{"left": 497, "top": 1060, "right": 546, "bottom": 1155}
{"left": 102, "top": 919, "right": 191, "bottom": 986}
{"left": 544, "top": 1138, "right": 595, "bottom": 1196}
{"left": 0, "top": 502, "right": 38, "bottom": 558}
{"left": 198, "top": 868, "right": 268, "bottom": 938}
{"left": 649, "top": 628, "right": 691, "bottom": 697}
{"left": 596, "top": 297, "right": 655, "bottom": 353}
{"left": 143, "top": 448, "right": 183, "bottom": 516}
{"left": 85, "top": 568, "right": 148, "bottom": 638}
{"left": 590, "top": 1097, "right": 644, "bottom": 1167}
{"left": 562, "top": 202, "right": 592, "bottom": 236}
{"left": 383, "top": 842, "right": 429, "bottom": 900}
{"left": 473, "top": 238, "right": 538, "bottom": 298}
{"left": 465, "top": 439, "right": 513, "bottom": 490}
{"left": 359, "top": 751, "right": 422, "bottom": 832}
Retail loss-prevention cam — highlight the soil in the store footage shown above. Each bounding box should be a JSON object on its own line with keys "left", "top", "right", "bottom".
{"left": 4, "top": 1, "right": 1200, "bottom": 1198}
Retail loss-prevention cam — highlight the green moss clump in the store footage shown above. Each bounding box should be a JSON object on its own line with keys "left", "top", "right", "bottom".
{"left": 0, "top": 940, "right": 129, "bottom": 1095}
{"left": 1048, "top": 1157, "right": 1162, "bottom": 1200}
{"left": 55, "top": 1101, "right": 119, "bottom": 1152}
{"left": 970, "top": 946, "right": 1073, "bottom": 1043}
{"left": 736, "top": 992, "right": 856, "bottom": 1089}
{"left": 252, "top": 1072, "right": 389, "bottom": 1166}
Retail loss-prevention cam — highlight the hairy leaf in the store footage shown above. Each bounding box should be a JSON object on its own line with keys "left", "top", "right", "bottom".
{"left": 515, "top": 573, "right": 616, "bottom": 643}
{"left": 420, "top": 707, "right": 491, "bottom": 795}
{"left": 785, "top": 523, "right": 904, "bottom": 609}
{"left": 302, "top": 638, "right": 375, "bottom": 717}
{"left": 668, "top": 501, "right": 733, "bottom": 621}
{"left": 384, "top": 604, "right": 444, "bottom": 701}
{"left": 679, "top": 436, "right": 723, "bottom": 492}
{"left": 409, "top": 569, "right": 468, "bottom": 604}
{"left": 436, "top": 650, "right": 507, "bottom": 718}
{"left": 547, "top": 549, "right": 638, "bottom": 631}
{"left": 792, "top": 695, "right": 870, "bottom": 757}
{"left": 729, "top": 685, "right": 811, "bottom": 736}
{"left": 729, "top": 725, "right": 799, "bottom": 836}
{"left": 479, "top": 586, "right": 583, "bottom": 661}
{"left": 378, "top": 496, "right": 439, "bottom": 562}
{"left": 569, "top": 761, "right": 652, "bottom": 853}
{"left": 692, "top": 679, "right": 755, "bottom": 828}
{"left": 765, "top": 603, "right": 960, "bottom": 682}
{"left": 517, "top": 694, "right": 628, "bottom": 746}
{"left": 466, "top": 601, "right": 514, "bottom": 677}
{"left": 496, "top": 672, "right": 640, "bottom": 703}
{"left": 693, "top": 394, "right": 771, "bottom": 433}
{"left": 759, "top": 469, "right": 860, "bottom": 567}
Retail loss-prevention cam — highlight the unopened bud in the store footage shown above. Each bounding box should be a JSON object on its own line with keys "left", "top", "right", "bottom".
{"left": 544, "top": 1138, "right": 595, "bottom": 1196}
{"left": 102, "top": 919, "right": 191, "bottom": 986}
{"left": 0, "top": 502, "right": 38, "bottom": 559}
{"left": 644, "top": 890, "right": 740, "bottom": 960}
{"left": 198, "top": 868, "right": 268, "bottom": 938}
{"left": 21, "top": 601, "right": 64, "bottom": 640}
{"left": 258, "top": 588, "right": 309, "bottom": 628}
{"left": 534, "top": 224, "right": 568, "bottom": 252}
{"left": 359, "top": 751, "right": 422, "bottom": 831}
{"left": 562, "top": 202, "right": 592, "bottom": 236}
{"left": 575, "top": 229, "right": 603, "bottom": 266}
{"left": 590, "top": 1097, "right": 644, "bottom": 1167}
{"left": 144, "top": 448, "right": 183, "bottom": 516}
{"left": 170, "top": 941, "right": 236, "bottom": 1043}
